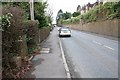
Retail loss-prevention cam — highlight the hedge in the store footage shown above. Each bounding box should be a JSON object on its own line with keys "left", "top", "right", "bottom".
{"left": 62, "top": 16, "right": 80, "bottom": 25}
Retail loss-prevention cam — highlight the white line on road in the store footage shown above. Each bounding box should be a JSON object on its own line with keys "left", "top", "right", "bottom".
{"left": 58, "top": 37, "right": 71, "bottom": 79}
{"left": 92, "top": 40, "right": 115, "bottom": 50}
{"left": 103, "top": 45, "right": 115, "bottom": 50}
{"left": 92, "top": 40, "right": 102, "bottom": 45}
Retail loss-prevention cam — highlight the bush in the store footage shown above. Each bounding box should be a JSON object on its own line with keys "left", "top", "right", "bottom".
{"left": 34, "top": 2, "right": 50, "bottom": 28}
{"left": 1, "top": 2, "right": 51, "bottom": 78}
{"left": 103, "top": 2, "right": 120, "bottom": 19}
{"left": 61, "top": 19, "right": 71, "bottom": 25}
{"left": 72, "top": 12, "right": 80, "bottom": 17}
{"left": 71, "top": 16, "right": 80, "bottom": 24}
{"left": 2, "top": 6, "right": 27, "bottom": 78}
{"left": 24, "top": 20, "right": 39, "bottom": 54}
{"left": 62, "top": 16, "right": 80, "bottom": 25}
{"left": 82, "top": 6, "right": 98, "bottom": 23}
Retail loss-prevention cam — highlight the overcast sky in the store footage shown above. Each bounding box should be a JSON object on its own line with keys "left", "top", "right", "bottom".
{"left": 46, "top": 0, "right": 97, "bottom": 24}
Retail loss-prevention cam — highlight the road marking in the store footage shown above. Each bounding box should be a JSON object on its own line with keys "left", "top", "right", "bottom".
{"left": 92, "top": 40, "right": 115, "bottom": 50}
{"left": 103, "top": 45, "right": 115, "bottom": 50}
{"left": 58, "top": 37, "right": 71, "bottom": 79}
{"left": 40, "top": 48, "right": 50, "bottom": 54}
{"left": 92, "top": 40, "right": 102, "bottom": 45}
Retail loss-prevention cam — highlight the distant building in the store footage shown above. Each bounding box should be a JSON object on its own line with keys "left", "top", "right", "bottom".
{"left": 76, "top": 5, "right": 81, "bottom": 12}
{"left": 81, "top": 6, "right": 86, "bottom": 14}
{"left": 80, "top": 3, "right": 94, "bottom": 14}
{"left": 80, "top": 0, "right": 103, "bottom": 15}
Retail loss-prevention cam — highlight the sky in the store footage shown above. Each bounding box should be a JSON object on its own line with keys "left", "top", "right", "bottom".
{"left": 46, "top": 0, "right": 97, "bottom": 24}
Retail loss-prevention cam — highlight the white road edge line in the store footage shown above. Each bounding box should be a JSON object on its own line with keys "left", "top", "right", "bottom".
{"left": 58, "top": 37, "right": 72, "bottom": 79}
{"left": 103, "top": 45, "right": 115, "bottom": 50}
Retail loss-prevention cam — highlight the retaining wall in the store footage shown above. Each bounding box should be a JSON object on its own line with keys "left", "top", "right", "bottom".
{"left": 63, "top": 19, "right": 120, "bottom": 37}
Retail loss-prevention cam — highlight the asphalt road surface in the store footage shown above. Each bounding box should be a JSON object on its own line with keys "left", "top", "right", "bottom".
{"left": 57, "top": 27, "right": 118, "bottom": 78}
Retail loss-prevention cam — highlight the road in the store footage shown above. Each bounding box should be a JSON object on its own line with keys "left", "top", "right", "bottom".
{"left": 57, "top": 27, "right": 118, "bottom": 78}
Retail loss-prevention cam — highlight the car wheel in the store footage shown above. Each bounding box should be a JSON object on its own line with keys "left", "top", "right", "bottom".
{"left": 59, "top": 35, "right": 61, "bottom": 37}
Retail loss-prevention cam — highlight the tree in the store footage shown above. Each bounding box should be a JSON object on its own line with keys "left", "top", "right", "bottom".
{"left": 56, "top": 9, "right": 63, "bottom": 19}
{"left": 46, "top": 7, "right": 53, "bottom": 26}
{"left": 2, "top": 2, "right": 30, "bottom": 20}
{"left": 34, "top": 1, "right": 49, "bottom": 28}
{"left": 72, "top": 12, "right": 80, "bottom": 17}
{"left": 56, "top": 9, "right": 63, "bottom": 24}
{"left": 62, "top": 12, "right": 72, "bottom": 20}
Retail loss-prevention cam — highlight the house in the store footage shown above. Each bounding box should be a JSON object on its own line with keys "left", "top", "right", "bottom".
{"left": 76, "top": 5, "right": 81, "bottom": 12}
{"left": 80, "top": 3, "right": 94, "bottom": 14}
{"left": 81, "top": 6, "right": 86, "bottom": 14}
{"left": 80, "top": 0, "right": 103, "bottom": 15}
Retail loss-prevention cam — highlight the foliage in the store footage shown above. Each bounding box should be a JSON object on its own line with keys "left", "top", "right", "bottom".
{"left": 62, "top": 12, "right": 72, "bottom": 20}
{"left": 71, "top": 16, "right": 80, "bottom": 24}
{"left": 34, "top": 1, "right": 51, "bottom": 28}
{"left": 2, "top": 1, "right": 51, "bottom": 28}
{"left": 72, "top": 12, "right": 80, "bottom": 17}
{"left": 46, "top": 15, "right": 52, "bottom": 29}
{"left": 82, "top": 7, "right": 98, "bottom": 23}
{"left": 61, "top": 19, "right": 71, "bottom": 25}
{"left": 56, "top": 10, "right": 72, "bottom": 25}
{"left": 57, "top": 9, "right": 63, "bottom": 19}
{"left": 2, "top": 1, "right": 51, "bottom": 78}
{"left": 81, "top": 2, "right": 120, "bottom": 23}
{"left": 24, "top": 20, "right": 39, "bottom": 54}
{"left": 62, "top": 16, "right": 80, "bottom": 24}
{"left": 103, "top": 2, "right": 120, "bottom": 19}
{"left": 46, "top": 7, "right": 53, "bottom": 29}
{"left": 2, "top": 2, "right": 30, "bottom": 20}
{"left": 2, "top": 6, "right": 27, "bottom": 78}
{"left": 0, "top": 13, "right": 12, "bottom": 31}
{"left": 56, "top": 9, "right": 63, "bottom": 24}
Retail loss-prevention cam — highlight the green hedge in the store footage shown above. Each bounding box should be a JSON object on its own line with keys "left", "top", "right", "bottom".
{"left": 2, "top": 6, "right": 40, "bottom": 78}
{"left": 62, "top": 16, "right": 80, "bottom": 25}
{"left": 2, "top": 7, "right": 27, "bottom": 78}
{"left": 103, "top": 2, "right": 120, "bottom": 19}
{"left": 24, "top": 20, "right": 39, "bottom": 54}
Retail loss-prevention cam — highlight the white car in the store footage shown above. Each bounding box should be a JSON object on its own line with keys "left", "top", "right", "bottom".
{"left": 59, "top": 28, "right": 71, "bottom": 37}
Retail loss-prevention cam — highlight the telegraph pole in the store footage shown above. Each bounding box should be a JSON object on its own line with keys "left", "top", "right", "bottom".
{"left": 30, "top": 0, "right": 34, "bottom": 20}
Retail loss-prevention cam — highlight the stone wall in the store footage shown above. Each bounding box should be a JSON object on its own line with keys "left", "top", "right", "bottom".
{"left": 63, "top": 19, "right": 120, "bottom": 37}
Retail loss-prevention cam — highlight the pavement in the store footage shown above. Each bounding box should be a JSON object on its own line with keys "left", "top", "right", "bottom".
{"left": 25, "top": 27, "right": 67, "bottom": 78}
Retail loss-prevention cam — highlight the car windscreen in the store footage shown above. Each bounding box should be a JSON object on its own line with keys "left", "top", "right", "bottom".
{"left": 61, "top": 29, "right": 70, "bottom": 31}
